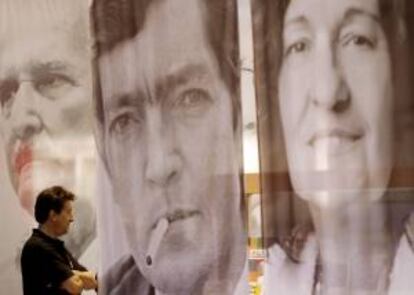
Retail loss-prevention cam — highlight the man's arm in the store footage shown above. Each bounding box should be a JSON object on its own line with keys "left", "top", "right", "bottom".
{"left": 73, "top": 270, "right": 98, "bottom": 290}
{"left": 61, "top": 274, "right": 84, "bottom": 294}
{"left": 67, "top": 249, "right": 98, "bottom": 290}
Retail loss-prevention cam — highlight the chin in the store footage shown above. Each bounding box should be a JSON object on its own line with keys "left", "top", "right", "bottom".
{"left": 148, "top": 257, "right": 209, "bottom": 294}
{"left": 300, "top": 186, "right": 388, "bottom": 210}
{"left": 305, "top": 191, "right": 359, "bottom": 209}
{"left": 139, "top": 244, "right": 212, "bottom": 293}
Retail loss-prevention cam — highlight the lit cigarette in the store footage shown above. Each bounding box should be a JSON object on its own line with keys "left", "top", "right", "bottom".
{"left": 146, "top": 218, "right": 169, "bottom": 266}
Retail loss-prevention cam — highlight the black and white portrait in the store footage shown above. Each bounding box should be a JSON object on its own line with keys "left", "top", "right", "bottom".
{"left": 0, "top": 1, "right": 98, "bottom": 293}
{"left": 91, "top": 0, "right": 248, "bottom": 294}
{"left": 252, "top": 0, "right": 414, "bottom": 293}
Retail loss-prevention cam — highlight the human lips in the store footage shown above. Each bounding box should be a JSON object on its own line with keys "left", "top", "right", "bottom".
{"left": 151, "top": 209, "right": 200, "bottom": 231}
{"left": 11, "top": 141, "right": 33, "bottom": 182}
{"left": 165, "top": 209, "right": 200, "bottom": 224}
{"left": 308, "top": 128, "right": 364, "bottom": 155}
{"left": 11, "top": 140, "right": 68, "bottom": 195}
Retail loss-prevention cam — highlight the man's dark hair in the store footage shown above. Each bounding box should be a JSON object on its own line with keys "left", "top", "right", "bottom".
{"left": 34, "top": 186, "right": 75, "bottom": 224}
{"left": 90, "top": 0, "right": 240, "bottom": 130}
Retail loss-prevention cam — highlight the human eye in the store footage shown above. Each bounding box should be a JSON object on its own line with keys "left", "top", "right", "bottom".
{"left": 341, "top": 32, "right": 377, "bottom": 50}
{"left": 284, "top": 39, "right": 310, "bottom": 57}
{"left": 34, "top": 73, "right": 76, "bottom": 99}
{"left": 172, "top": 88, "right": 213, "bottom": 117}
{"left": 0, "top": 79, "right": 19, "bottom": 110}
{"left": 108, "top": 109, "right": 142, "bottom": 138}
{"left": 339, "top": 19, "right": 379, "bottom": 51}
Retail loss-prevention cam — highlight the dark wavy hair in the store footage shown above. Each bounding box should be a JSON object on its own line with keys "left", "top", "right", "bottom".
{"left": 90, "top": 0, "right": 240, "bottom": 132}
{"left": 34, "top": 186, "right": 75, "bottom": 224}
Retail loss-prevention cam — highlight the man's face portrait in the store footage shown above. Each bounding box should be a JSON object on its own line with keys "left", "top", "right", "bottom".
{"left": 0, "top": 5, "right": 93, "bottom": 216}
{"left": 279, "top": 0, "right": 393, "bottom": 207}
{"left": 97, "top": 0, "right": 242, "bottom": 292}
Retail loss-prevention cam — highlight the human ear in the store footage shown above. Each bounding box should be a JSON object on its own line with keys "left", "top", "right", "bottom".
{"left": 49, "top": 210, "right": 58, "bottom": 222}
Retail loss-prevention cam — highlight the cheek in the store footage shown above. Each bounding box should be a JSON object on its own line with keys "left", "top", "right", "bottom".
{"left": 108, "top": 130, "right": 137, "bottom": 167}
{"left": 367, "top": 102, "right": 393, "bottom": 164}
{"left": 57, "top": 88, "right": 91, "bottom": 130}
{"left": 346, "top": 65, "right": 393, "bottom": 141}
{"left": 344, "top": 47, "right": 392, "bottom": 111}
{"left": 5, "top": 143, "right": 13, "bottom": 170}
{"left": 107, "top": 138, "right": 145, "bottom": 202}
{"left": 177, "top": 113, "right": 219, "bottom": 163}
{"left": 1, "top": 120, "right": 12, "bottom": 143}
{"left": 113, "top": 147, "right": 143, "bottom": 187}
{"left": 279, "top": 66, "right": 306, "bottom": 135}
{"left": 279, "top": 95, "right": 301, "bottom": 163}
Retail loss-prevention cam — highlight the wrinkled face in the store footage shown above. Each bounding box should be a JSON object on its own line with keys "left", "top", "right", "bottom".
{"left": 52, "top": 200, "right": 74, "bottom": 237}
{"left": 0, "top": 19, "right": 93, "bottom": 215}
{"left": 98, "top": 0, "right": 240, "bottom": 292}
{"left": 279, "top": 0, "right": 393, "bottom": 207}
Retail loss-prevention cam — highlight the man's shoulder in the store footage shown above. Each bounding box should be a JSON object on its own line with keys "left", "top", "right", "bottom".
{"left": 102, "top": 255, "right": 153, "bottom": 295}
{"left": 23, "top": 231, "right": 50, "bottom": 250}
{"left": 21, "top": 230, "right": 61, "bottom": 261}
{"left": 22, "top": 233, "right": 44, "bottom": 254}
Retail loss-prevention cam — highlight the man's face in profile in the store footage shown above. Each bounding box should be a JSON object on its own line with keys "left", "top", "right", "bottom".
{"left": 98, "top": 0, "right": 241, "bottom": 292}
{"left": 53, "top": 200, "right": 75, "bottom": 237}
{"left": 0, "top": 14, "right": 93, "bottom": 215}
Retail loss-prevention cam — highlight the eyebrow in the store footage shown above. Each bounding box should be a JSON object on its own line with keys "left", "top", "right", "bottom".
{"left": 341, "top": 7, "right": 380, "bottom": 27}
{"left": 284, "top": 15, "right": 310, "bottom": 29}
{"left": 31, "top": 61, "right": 73, "bottom": 77}
{"left": 284, "top": 7, "right": 380, "bottom": 29}
{"left": 153, "top": 63, "right": 210, "bottom": 103}
{"left": 106, "top": 89, "right": 146, "bottom": 114}
{"left": 105, "top": 63, "right": 210, "bottom": 111}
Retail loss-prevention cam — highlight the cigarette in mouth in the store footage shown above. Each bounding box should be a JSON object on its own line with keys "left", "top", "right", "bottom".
{"left": 146, "top": 218, "right": 169, "bottom": 266}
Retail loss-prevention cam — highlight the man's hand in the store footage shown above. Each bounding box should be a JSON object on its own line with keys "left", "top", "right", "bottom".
{"left": 73, "top": 270, "right": 98, "bottom": 290}
{"left": 61, "top": 274, "right": 84, "bottom": 294}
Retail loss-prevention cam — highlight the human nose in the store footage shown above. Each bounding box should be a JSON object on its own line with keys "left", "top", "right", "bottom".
{"left": 10, "top": 82, "right": 43, "bottom": 140}
{"left": 144, "top": 108, "right": 182, "bottom": 186}
{"left": 310, "top": 43, "right": 350, "bottom": 112}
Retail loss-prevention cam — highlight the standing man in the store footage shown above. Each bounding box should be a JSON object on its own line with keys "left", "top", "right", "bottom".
{"left": 0, "top": 0, "right": 96, "bottom": 259}
{"left": 21, "top": 186, "right": 98, "bottom": 295}
{"left": 91, "top": 0, "right": 247, "bottom": 294}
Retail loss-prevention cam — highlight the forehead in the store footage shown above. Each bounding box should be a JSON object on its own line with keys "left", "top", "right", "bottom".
{"left": 0, "top": 11, "right": 86, "bottom": 75}
{"left": 99, "top": 0, "right": 217, "bottom": 99}
{"left": 285, "top": 0, "right": 379, "bottom": 27}
{"left": 1, "top": 30, "right": 73, "bottom": 66}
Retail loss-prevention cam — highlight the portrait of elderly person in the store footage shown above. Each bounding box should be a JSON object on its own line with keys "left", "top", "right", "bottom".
{"left": 251, "top": 0, "right": 414, "bottom": 294}
{"left": 0, "top": 0, "right": 97, "bottom": 259}
{"left": 91, "top": 0, "right": 247, "bottom": 294}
